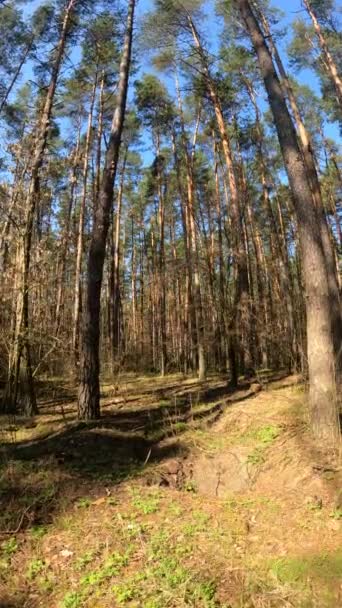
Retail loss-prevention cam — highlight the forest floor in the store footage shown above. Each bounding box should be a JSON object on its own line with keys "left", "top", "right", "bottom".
{"left": 0, "top": 371, "right": 341, "bottom": 608}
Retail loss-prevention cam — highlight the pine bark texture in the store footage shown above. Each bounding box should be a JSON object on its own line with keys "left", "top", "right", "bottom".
{"left": 78, "top": 0, "right": 135, "bottom": 420}
{"left": 236, "top": 0, "right": 341, "bottom": 443}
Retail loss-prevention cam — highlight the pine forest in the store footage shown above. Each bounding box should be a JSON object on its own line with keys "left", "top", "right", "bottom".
{"left": 0, "top": 1, "right": 341, "bottom": 607}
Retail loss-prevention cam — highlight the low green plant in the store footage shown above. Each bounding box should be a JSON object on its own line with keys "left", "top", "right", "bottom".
{"left": 76, "top": 497, "right": 91, "bottom": 509}
{"left": 241, "top": 424, "right": 281, "bottom": 450}
{"left": 225, "top": 496, "right": 279, "bottom": 515}
{"left": 130, "top": 490, "right": 160, "bottom": 514}
{"left": 30, "top": 525, "right": 48, "bottom": 539}
{"left": 189, "top": 579, "right": 217, "bottom": 605}
{"left": 172, "top": 421, "right": 187, "bottom": 434}
{"left": 60, "top": 591, "right": 84, "bottom": 608}
{"left": 74, "top": 551, "right": 95, "bottom": 571}
{"left": 247, "top": 447, "right": 266, "bottom": 465}
{"left": 1, "top": 537, "right": 18, "bottom": 556}
{"left": 167, "top": 503, "right": 183, "bottom": 516}
{"left": 0, "top": 536, "right": 18, "bottom": 574}
{"left": 184, "top": 480, "right": 197, "bottom": 492}
{"left": 112, "top": 583, "right": 135, "bottom": 604}
{"left": 155, "top": 557, "right": 189, "bottom": 587}
{"left": 330, "top": 508, "right": 342, "bottom": 520}
{"left": 112, "top": 557, "right": 219, "bottom": 608}
{"left": 37, "top": 575, "right": 54, "bottom": 593}
{"left": 183, "top": 511, "right": 210, "bottom": 536}
{"left": 80, "top": 551, "right": 130, "bottom": 588}
{"left": 26, "top": 558, "right": 45, "bottom": 580}
{"left": 269, "top": 551, "right": 342, "bottom": 584}
{"left": 125, "top": 521, "right": 147, "bottom": 539}
{"left": 255, "top": 425, "right": 281, "bottom": 444}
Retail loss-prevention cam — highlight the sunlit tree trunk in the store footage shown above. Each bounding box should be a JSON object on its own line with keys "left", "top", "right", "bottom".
{"left": 94, "top": 71, "right": 105, "bottom": 215}
{"left": 109, "top": 151, "right": 127, "bottom": 367}
{"left": 254, "top": 4, "right": 341, "bottom": 363}
{"left": 175, "top": 78, "right": 206, "bottom": 379}
{"left": 237, "top": 0, "right": 341, "bottom": 444}
{"left": 73, "top": 75, "right": 97, "bottom": 365}
{"left": 187, "top": 15, "right": 253, "bottom": 383}
{"left": 78, "top": 0, "right": 135, "bottom": 419}
{"left": 302, "top": 0, "right": 342, "bottom": 107}
{"left": 55, "top": 132, "right": 80, "bottom": 336}
{"left": 3, "top": 0, "right": 77, "bottom": 414}
{"left": 155, "top": 134, "right": 168, "bottom": 376}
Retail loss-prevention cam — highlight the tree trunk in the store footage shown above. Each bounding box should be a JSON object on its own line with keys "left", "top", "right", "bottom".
{"left": 155, "top": 134, "right": 168, "bottom": 377}
{"left": 0, "top": 37, "right": 33, "bottom": 116}
{"left": 3, "top": 0, "right": 77, "bottom": 414}
{"left": 55, "top": 133, "right": 80, "bottom": 336}
{"left": 77, "top": 0, "right": 135, "bottom": 420}
{"left": 73, "top": 75, "right": 97, "bottom": 365}
{"left": 213, "top": 138, "right": 228, "bottom": 369}
{"left": 254, "top": 4, "right": 341, "bottom": 369}
{"left": 173, "top": 83, "right": 206, "bottom": 379}
{"left": 243, "top": 75, "right": 296, "bottom": 368}
{"left": 94, "top": 71, "right": 105, "bottom": 216}
{"left": 302, "top": 0, "right": 342, "bottom": 107}
{"left": 109, "top": 151, "right": 127, "bottom": 366}
{"left": 171, "top": 130, "right": 194, "bottom": 374}
{"left": 237, "top": 0, "right": 341, "bottom": 444}
{"left": 187, "top": 15, "right": 252, "bottom": 382}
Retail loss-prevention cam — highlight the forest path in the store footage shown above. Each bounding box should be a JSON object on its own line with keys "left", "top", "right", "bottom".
{"left": 0, "top": 373, "right": 341, "bottom": 607}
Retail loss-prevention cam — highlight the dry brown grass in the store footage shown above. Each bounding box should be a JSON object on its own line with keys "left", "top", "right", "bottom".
{"left": 0, "top": 373, "right": 341, "bottom": 607}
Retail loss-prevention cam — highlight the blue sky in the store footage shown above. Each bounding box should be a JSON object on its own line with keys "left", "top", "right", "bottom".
{"left": 17, "top": 0, "right": 342, "bottom": 147}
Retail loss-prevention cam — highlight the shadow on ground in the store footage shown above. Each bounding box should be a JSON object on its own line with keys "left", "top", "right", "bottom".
{"left": 0, "top": 601, "right": 37, "bottom": 608}
{"left": 0, "top": 371, "right": 295, "bottom": 537}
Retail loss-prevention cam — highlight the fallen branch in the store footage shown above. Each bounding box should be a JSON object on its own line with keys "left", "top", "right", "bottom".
{"left": 0, "top": 505, "right": 32, "bottom": 537}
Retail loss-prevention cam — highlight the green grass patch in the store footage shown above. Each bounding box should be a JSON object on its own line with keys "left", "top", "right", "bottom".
{"left": 60, "top": 549, "right": 133, "bottom": 607}
{"left": 1, "top": 537, "right": 18, "bottom": 556}
{"left": 0, "top": 536, "right": 18, "bottom": 575}
{"left": 243, "top": 424, "right": 281, "bottom": 445}
{"left": 225, "top": 496, "right": 278, "bottom": 511}
{"left": 112, "top": 556, "right": 219, "bottom": 607}
{"left": 60, "top": 591, "right": 84, "bottom": 608}
{"left": 130, "top": 489, "right": 160, "bottom": 514}
{"left": 75, "top": 497, "right": 92, "bottom": 509}
{"left": 269, "top": 550, "right": 342, "bottom": 584}
{"left": 172, "top": 421, "right": 188, "bottom": 434}
{"left": 243, "top": 425, "right": 282, "bottom": 466}
{"left": 74, "top": 551, "right": 96, "bottom": 572}
{"left": 247, "top": 447, "right": 266, "bottom": 465}
{"left": 26, "top": 558, "right": 46, "bottom": 580}
{"left": 183, "top": 511, "right": 211, "bottom": 537}
{"left": 80, "top": 550, "right": 131, "bottom": 587}
{"left": 30, "top": 525, "right": 49, "bottom": 539}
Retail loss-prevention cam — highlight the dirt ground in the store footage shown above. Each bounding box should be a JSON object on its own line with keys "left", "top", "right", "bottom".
{"left": 0, "top": 371, "right": 341, "bottom": 607}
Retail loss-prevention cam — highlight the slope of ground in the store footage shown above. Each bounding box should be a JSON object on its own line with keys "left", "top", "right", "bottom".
{"left": 0, "top": 373, "right": 341, "bottom": 607}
